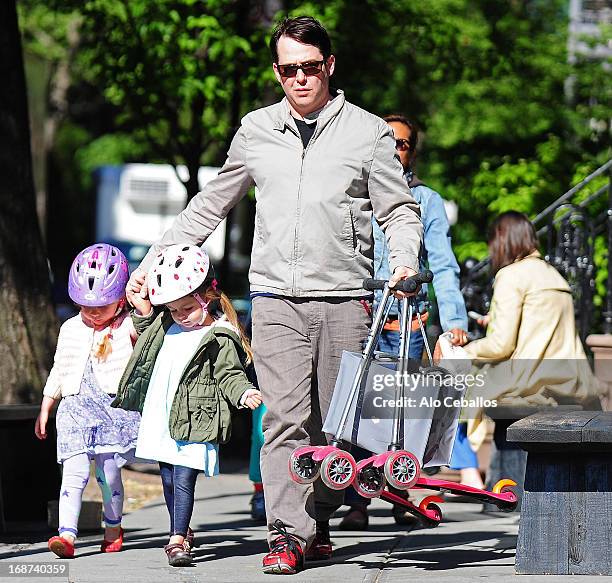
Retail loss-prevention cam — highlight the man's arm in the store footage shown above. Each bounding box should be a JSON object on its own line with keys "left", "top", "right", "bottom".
{"left": 422, "top": 191, "right": 468, "bottom": 333}
{"left": 368, "top": 124, "right": 423, "bottom": 284}
{"left": 139, "top": 125, "right": 254, "bottom": 272}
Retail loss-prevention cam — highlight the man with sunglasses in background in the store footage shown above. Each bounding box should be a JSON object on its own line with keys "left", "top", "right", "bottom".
{"left": 128, "top": 16, "right": 422, "bottom": 574}
{"left": 339, "top": 115, "right": 476, "bottom": 530}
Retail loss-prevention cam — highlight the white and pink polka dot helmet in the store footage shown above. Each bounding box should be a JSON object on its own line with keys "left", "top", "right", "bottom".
{"left": 147, "top": 244, "right": 211, "bottom": 306}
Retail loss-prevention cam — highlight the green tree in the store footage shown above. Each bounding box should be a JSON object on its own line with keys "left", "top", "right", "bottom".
{"left": 284, "top": 0, "right": 609, "bottom": 259}
{"left": 63, "top": 0, "right": 273, "bottom": 201}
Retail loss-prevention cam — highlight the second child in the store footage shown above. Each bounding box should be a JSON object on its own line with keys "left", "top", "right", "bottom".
{"left": 113, "top": 244, "right": 262, "bottom": 567}
{"left": 36, "top": 244, "right": 140, "bottom": 558}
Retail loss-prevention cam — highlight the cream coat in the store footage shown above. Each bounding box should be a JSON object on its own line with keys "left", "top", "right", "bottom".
{"left": 464, "top": 252, "right": 604, "bottom": 446}
{"left": 43, "top": 312, "right": 135, "bottom": 399}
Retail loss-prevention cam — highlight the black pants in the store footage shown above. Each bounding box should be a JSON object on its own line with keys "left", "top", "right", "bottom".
{"left": 159, "top": 462, "right": 199, "bottom": 536}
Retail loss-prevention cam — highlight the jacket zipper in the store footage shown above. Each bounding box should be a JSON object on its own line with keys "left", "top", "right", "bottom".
{"left": 292, "top": 148, "right": 305, "bottom": 295}
{"left": 291, "top": 124, "right": 318, "bottom": 295}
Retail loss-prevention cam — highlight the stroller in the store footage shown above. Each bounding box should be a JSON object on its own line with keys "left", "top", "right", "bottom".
{"left": 289, "top": 272, "right": 517, "bottom": 526}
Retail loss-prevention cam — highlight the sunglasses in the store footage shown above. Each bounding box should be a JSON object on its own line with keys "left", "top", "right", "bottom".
{"left": 276, "top": 59, "right": 326, "bottom": 78}
{"left": 395, "top": 139, "right": 411, "bottom": 152}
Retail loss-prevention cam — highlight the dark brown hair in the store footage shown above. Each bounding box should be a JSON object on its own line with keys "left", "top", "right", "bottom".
{"left": 383, "top": 114, "right": 419, "bottom": 153}
{"left": 269, "top": 16, "right": 332, "bottom": 63}
{"left": 488, "top": 211, "right": 539, "bottom": 274}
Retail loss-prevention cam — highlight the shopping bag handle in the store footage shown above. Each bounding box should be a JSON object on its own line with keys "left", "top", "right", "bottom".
{"left": 363, "top": 270, "right": 433, "bottom": 293}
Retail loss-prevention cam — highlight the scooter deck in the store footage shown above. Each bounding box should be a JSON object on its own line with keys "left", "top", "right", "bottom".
{"left": 413, "top": 476, "right": 518, "bottom": 511}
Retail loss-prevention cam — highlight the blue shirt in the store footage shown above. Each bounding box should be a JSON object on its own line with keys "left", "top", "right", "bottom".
{"left": 373, "top": 177, "right": 468, "bottom": 331}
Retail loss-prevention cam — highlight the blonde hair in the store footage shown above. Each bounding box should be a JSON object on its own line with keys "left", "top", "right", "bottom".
{"left": 200, "top": 285, "right": 254, "bottom": 364}
{"left": 93, "top": 304, "right": 128, "bottom": 362}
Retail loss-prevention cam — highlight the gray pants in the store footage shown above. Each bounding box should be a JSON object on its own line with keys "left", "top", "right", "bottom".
{"left": 251, "top": 296, "right": 371, "bottom": 549}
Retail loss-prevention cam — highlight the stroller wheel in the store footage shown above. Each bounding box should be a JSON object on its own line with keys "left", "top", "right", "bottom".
{"left": 289, "top": 447, "right": 320, "bottom": 485}
{"left": 383, "top": 451, "right": 420, "bottom": 490}
{"left": 354, "top": 464, "right": 386, "bottom": 498}
{"left": 320, "top": 451, "right": 356, "bottom": 490}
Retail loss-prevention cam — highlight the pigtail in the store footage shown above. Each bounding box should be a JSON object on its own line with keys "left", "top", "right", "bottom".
{"left": 93, "top": 301, "right": 128, "bottom": 363}
{"left": 218, "top": 292, "right": 254, "bottom": 365}
{"left": 198, "top": 283, "right": 253, "bottom": 364}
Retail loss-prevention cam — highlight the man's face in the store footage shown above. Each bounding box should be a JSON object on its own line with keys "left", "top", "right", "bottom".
{"left": 273, "top": 35, "right": 335, "bottom": 116}
{"left": 388, "top": 121, "right": 413, "bottom": 172}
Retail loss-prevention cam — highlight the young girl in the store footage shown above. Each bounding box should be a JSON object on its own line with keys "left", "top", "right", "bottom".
{"left": 35, "top": 244, "right": 140, "bottom": 559}
{"left": 113, "top": 244, "right": 262, "bottom": 567}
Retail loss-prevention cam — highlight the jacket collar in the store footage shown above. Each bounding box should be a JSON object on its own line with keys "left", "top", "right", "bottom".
{"left": 272, "top": 89, "right": 345, "bottom": 132}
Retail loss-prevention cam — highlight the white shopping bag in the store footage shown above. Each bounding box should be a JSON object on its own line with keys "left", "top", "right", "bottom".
{"left": 322, "top": 351, "right": 463, "bottom": 467}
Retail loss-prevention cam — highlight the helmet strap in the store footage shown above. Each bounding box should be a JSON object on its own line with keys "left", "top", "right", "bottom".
{"left": 192, "top": 292, "right": 211, "bottom": 325}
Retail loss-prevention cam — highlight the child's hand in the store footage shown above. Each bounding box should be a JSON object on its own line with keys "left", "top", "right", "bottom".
{"left": 126, "top": 285, "right": 152, "bottom": 316}
{"left": 35, "top": 396, "right": 57, "bottom": 440}
{"left": 35, "top": 410, "right": 49, "bottom": 440}
{"left": 240, "top": 389, "right": 263, "bottom": 410}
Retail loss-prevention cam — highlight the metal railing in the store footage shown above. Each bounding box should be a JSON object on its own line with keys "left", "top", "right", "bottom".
{"left": 461, "top": 158, "right": 612, "bottom": 341}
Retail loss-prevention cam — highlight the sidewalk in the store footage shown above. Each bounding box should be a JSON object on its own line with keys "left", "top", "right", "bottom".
{"left": 0, "top": 468, "right": 607, "bottom": 583}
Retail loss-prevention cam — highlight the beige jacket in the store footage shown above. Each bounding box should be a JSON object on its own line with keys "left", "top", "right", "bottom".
{"left": 464, "top": 252, "right": 604, "bottom": 446}
{"left": 141, "top": 90, "right": 422, "bottom": 297}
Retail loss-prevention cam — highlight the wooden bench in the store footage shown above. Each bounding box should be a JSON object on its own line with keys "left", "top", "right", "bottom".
{"left": 507, "top": 410, "right": 612, "bottom": 575}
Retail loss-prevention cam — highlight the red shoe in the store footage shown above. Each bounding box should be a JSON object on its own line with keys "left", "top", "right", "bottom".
{"left": 262, "top": 520, "right": 305, "bottom": 574}
{"left": 305, "top": 521, "right": 332, "bottom": 561}
{"left": 100, "top": 527, "right": 123, "bottom": 553}
{"left": 48, "top": 536, "right": 75, "bottom": 558}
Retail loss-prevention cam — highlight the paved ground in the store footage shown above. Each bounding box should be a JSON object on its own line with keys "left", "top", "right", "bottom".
{"left": 0, "top": 468, "right": 608, "bottom": 583}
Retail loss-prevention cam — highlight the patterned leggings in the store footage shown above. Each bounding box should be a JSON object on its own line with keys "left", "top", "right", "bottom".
{"left": 58, "top": 452, "right": 124, "bottom": 537}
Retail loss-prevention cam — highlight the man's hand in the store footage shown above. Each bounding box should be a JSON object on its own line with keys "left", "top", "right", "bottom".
{"left": 126, "top": 287, "right": 152, "bottom": 316}
{"left": 448, "top": 328, "right": 468, "bottom": 346}
{"left": 389, "top": 266, "right": 418, "bottom": 299}
{"left": 126, "top": 268, "right": 152, "bottom": 315}
{"left": 127, "top": 267, "right": 148, "bottom": 300}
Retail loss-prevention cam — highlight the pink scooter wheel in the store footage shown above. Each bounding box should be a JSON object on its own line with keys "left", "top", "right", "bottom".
{"left": 383, "top": 451, "right": 420, "bottom": 490}
{"left": 289, "top": 447, "right": 320, "bottom": 485}
{"left": 354, "top": 464, "right": 386, "bottom": 498}
{"left": 320, "top": 451, "right": 356, "bottom": 490}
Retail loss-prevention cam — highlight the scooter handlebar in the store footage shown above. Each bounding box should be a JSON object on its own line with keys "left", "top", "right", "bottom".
{"left": 363, "top": 270, "right": 434, "bottom": 292}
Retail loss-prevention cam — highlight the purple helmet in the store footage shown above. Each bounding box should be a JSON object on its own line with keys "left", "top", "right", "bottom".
{"left": 68, "top": 243, "right": 129, "bottom": 306}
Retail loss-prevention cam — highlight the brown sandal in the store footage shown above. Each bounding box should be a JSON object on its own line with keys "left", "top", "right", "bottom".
{"left": 164, "top": 543, "right": 192, "bottom": 567}
{"left": 184, "top": 528, "right": 196, "bottom": 556}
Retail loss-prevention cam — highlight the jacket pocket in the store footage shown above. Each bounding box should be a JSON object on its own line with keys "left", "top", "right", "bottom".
{"left": 342, "top": 205, "right": 359, "bottom": 257}
{"left": 187, "top": 396, "right": 219, "bottom": 442}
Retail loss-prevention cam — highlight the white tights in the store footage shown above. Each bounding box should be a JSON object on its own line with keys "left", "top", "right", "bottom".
{"left": 58, "top": 452, "right": 124, "bottom": 537}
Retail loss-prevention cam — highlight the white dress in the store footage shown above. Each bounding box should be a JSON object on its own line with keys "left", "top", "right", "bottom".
{"left": 135, "top": 323, "right": 219, "bottom": 474}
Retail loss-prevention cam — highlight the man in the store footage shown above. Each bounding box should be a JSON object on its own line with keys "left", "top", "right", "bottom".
{"left": 340, "top": 115, "right": 475, "bottom": 530}
{"left": 128, "top": 17, "right": 422, "bottom": 574}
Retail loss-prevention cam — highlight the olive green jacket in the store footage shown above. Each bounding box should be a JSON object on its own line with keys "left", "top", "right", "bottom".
{"left": 112, "top": 311, "right": 254, "bottom": 444}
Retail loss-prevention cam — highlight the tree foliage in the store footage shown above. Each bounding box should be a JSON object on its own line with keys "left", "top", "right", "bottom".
{"left": 51, "top": 0, "right": 273, "bottom": 200}
{"left": 18, "top": 0, "right": 611, "bottom": 268}
{"left": 284, "top": 0, "right": 610, "bottom": 260}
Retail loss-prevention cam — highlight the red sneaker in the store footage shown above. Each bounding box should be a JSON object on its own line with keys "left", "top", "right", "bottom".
{"left": 262, "top": 520, "right": 305, "bottom": 574}
{"left": 48, "top": 536, "right": 75, "bottom": 559}
{"left": 305, "top": 521, "right": 332, "bottom": 561}
{"left": 100, "top": 527, "right": 123, "bottom": 553}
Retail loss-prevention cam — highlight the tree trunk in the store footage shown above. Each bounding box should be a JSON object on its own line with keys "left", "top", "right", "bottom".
{"left": 0, "top": 0, "right": 58, "bottom": 404}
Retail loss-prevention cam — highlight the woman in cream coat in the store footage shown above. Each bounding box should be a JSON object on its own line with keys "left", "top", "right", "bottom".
{"left": 462, "top": 211, "right": 604, "bottom": 446}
